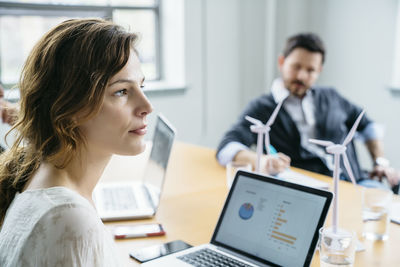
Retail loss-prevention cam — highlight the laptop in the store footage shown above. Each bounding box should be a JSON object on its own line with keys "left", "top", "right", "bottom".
{"left": 93, "top": 114, "right": 176, "bottom": 221}
{"left": 143, "top": 170, "right": 333, "bottom": 267}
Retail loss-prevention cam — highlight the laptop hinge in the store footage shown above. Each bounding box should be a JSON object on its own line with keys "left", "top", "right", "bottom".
{"left": 142, "top": 184, "right": 157, "bottom": 210}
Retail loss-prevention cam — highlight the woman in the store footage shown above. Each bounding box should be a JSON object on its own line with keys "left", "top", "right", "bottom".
{"left": 0, "top": 18, "right": 152, "bottom": 266}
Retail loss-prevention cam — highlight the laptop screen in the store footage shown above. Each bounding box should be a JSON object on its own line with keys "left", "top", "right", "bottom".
{"left": 142, "top": 114, "right": 176, "bottom": 205}
{"left": 212, "top": 171, "right": 332, "bottom": 267}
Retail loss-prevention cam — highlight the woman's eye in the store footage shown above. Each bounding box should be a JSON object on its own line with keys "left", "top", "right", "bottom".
{"left": 140, "top": 84, "right": 145, "bottom": 89}
{"left": 114, "top": 89, "right": 128, "bottom": 97}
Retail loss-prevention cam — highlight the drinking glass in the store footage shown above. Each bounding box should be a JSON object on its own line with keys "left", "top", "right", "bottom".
{"left": 319, "top": 227, "right": 356, "bottom": 267}
{"left": 362, "top": 188, "right": 392, "bottom": 241}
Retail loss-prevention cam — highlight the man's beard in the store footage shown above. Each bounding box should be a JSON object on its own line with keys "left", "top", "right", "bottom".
{"left": 284, "top": 79, "right": 309, "bottom": 97}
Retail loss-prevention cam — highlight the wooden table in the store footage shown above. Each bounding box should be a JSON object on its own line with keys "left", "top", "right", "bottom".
{"left": 101, "top": 142, "right": 400, "bottom": 266}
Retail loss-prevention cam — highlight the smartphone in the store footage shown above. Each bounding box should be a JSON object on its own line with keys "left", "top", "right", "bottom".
{"left": 113, "top": 223, "right": 165, "bottom": 239}
{"left": 129, "top": 240, "right": 192, "bottom": 263}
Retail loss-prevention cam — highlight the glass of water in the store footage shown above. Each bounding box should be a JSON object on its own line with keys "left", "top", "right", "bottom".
{"left": 362, "top": 188, "right": 392, "bottom": 241}
{"left": 318, "top": 227, "right": 356, "bottom": 267}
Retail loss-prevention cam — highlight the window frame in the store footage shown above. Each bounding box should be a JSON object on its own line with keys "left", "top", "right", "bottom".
{"left": 0, "top": 0, "right": 162, "bottom": 88}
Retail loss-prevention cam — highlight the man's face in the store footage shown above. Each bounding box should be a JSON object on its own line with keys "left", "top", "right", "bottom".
{"left": 278, "top": 47, "right": 323, "bottom": 98}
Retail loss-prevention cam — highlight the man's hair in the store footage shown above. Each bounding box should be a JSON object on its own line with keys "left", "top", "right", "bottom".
{"left": 283, "top": 33, "right": 325, "bottom": 64}
{"left": 0, "top": 18, "right": 138, "bottom": 225}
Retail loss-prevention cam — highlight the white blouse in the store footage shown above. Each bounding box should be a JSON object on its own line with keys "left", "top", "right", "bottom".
{"left": 0, "top": 187, "right": 122, "bottom": 267}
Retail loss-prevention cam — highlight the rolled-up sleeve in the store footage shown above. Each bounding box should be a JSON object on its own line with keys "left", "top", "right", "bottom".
{"left": 358, "top": 122, "right": 384, "bottom": 142}
{"left": 217, "top": 142, "right": 250, "bottom": 166}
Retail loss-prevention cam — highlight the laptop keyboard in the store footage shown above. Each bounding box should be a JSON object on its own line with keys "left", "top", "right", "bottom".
{"left": 177, "top": 248, "right": 253, "bottom": 267}
{"left": 102, "top": 187, "right": 138, "bottom": 211}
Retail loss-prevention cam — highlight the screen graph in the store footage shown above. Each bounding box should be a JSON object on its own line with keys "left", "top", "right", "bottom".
{"left": 267, "top": 200, "right": 298, "bottom": 249}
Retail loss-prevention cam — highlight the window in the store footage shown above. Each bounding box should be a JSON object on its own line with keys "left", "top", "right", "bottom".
{"left": 0, "top": 0, "right": 161, "bottom": 88}
{"left": 391, "top": 1, "right": 400, "bottom": 93}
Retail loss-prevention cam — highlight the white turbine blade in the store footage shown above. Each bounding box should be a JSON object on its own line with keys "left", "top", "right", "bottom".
{"left": 308, "top": 139, "right": 334, "bottom": 147}
{"left": 266, "top": 100, "right": 284, "bottom": 127}
{"left": 245, "top": 116, "right": 262, "bottom": 126}
{"left": 342, "top": 153, "right": 357, "bottom": 185}
{"left": 343, "top": 110, "right": 366, "bottom": 146}
{"left": 265, "top": 132, "right": 271, "bottom": 155}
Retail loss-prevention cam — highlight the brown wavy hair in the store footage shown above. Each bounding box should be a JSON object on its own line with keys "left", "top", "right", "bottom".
{"left": 0, "top": 18, "right": 138, "bottom": 225}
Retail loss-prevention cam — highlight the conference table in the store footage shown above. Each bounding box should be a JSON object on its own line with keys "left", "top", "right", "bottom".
{"left": 100, "top": 142, "right": 400, "bottom": 267}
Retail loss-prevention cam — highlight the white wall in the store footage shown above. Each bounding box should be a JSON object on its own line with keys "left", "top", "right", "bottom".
{"left": 148, "top": 0, "right": 268, "bottom": 148}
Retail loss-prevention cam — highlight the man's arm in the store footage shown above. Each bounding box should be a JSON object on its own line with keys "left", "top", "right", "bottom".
{"left": 217, "top": 142, "right": 249, "bottom": 166}
{"left": 234, "top": 149, "right": 290, "bottom": 175}
{"left": 217, "top": 141, "right": 290, "bottom": 175}
{"left": 233, "top": 149, "right": 257, "bottom": 169}
{"left": 365, "top": 139, "right": 384, "bottom": 161}
{"left": 365, "top": 138, "right": 400, "bottom": 186}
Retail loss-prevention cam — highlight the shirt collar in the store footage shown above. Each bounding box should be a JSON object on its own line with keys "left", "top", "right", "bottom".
{"left": 271, "top": 78, "right": 314, "bottom": 103}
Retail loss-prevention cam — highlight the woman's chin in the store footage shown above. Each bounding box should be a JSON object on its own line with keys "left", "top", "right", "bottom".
{"left": 116, "top": 141, "right": 147, "bottom": 156}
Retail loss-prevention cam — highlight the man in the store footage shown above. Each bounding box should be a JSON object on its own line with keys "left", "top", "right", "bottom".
{"left": 217, "top": 33, "right": 399, "bottom": 190}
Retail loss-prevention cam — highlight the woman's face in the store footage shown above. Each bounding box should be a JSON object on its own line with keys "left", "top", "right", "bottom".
{"left": 80, "top": 51, "right": 153, "bottom": 157}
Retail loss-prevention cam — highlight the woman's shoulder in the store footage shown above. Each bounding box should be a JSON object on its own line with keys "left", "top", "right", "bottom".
{"left": 3, "top": 187, "right": 95, "bottom": 227}
{"left": 22, "top": 193, "right": 120, "bottom": 266}
{"left": 25, "top": 189, "right": 106, "bottom": 247}
{"left": 1, "top": 187, "right": 102, "bottom": 246}
{"left": 29, "top": 186, "right": 93, "bottom": 206}
{"left": 34, "top": 187, "right": 100, "bottom": 226}
{"left": 20, "top": 187, "right": 104, "bottom": 239}
{"left": 0, "top": 187, "right": 121, "bottom": 267}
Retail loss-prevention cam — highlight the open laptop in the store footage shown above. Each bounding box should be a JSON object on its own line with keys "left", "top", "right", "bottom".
{"left": 93, "top": 114, "right": 176, "bottom": 221}
{"left": 143, "top": 170, "right": 333, "bottom": 267}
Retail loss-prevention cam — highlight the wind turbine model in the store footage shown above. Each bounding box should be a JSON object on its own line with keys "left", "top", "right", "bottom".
{"left": 245, "top": 100, "right": 284, "bottom": 173}
{"left": 309, "top": 110, "right": 365, "bottom": 233}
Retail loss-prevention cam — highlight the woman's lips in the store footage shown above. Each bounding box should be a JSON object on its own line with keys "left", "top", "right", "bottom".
{"left": 129, "top": 125, "right": 147, "bottom": 135}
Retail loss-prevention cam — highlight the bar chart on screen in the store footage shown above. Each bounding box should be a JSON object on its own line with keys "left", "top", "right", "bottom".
{"left": 267, "top": 200, "right": 298, "bottom": 251}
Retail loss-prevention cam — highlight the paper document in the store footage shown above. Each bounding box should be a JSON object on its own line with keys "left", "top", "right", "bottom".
{"left": 275, "top": 169, "right": 330, "bottom": 189}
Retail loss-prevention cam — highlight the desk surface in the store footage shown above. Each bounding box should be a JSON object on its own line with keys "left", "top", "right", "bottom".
{"left": 102, "top": 142, "right": 400, "bottom": 267}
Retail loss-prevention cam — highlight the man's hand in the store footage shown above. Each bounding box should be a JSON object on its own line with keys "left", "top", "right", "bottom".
{"left": 234, "top": 150, "right": 291, "bottom": 175}
{"left": 0, "top": 99, "right": 18, "bottom": 125}
{"left": 0, "top": 86, "right": 18, "bottom": 126}
{"left": 370, "top": 165, "right": 400, "bottom": 187}
{"left": 261, "top": 152, "right": 291, "bottom": 175}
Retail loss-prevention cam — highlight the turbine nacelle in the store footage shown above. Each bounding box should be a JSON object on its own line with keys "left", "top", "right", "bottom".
{"left": 326, "top": 144, "right": 347, "bottom": 154}
{"left": 250, "top": 125, "right": 271, "bottom": 133}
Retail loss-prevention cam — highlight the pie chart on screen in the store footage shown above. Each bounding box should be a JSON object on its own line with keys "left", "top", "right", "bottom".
{"left": 239, "top": 203, "right": 254, "bottom": 220}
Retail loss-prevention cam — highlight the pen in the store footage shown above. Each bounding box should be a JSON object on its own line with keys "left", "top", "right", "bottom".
{"left": 269, "top": 145, "right": 278, "bottom": 156}
{"left": 114, "top": 230, "right": 166, "bottom": 239}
